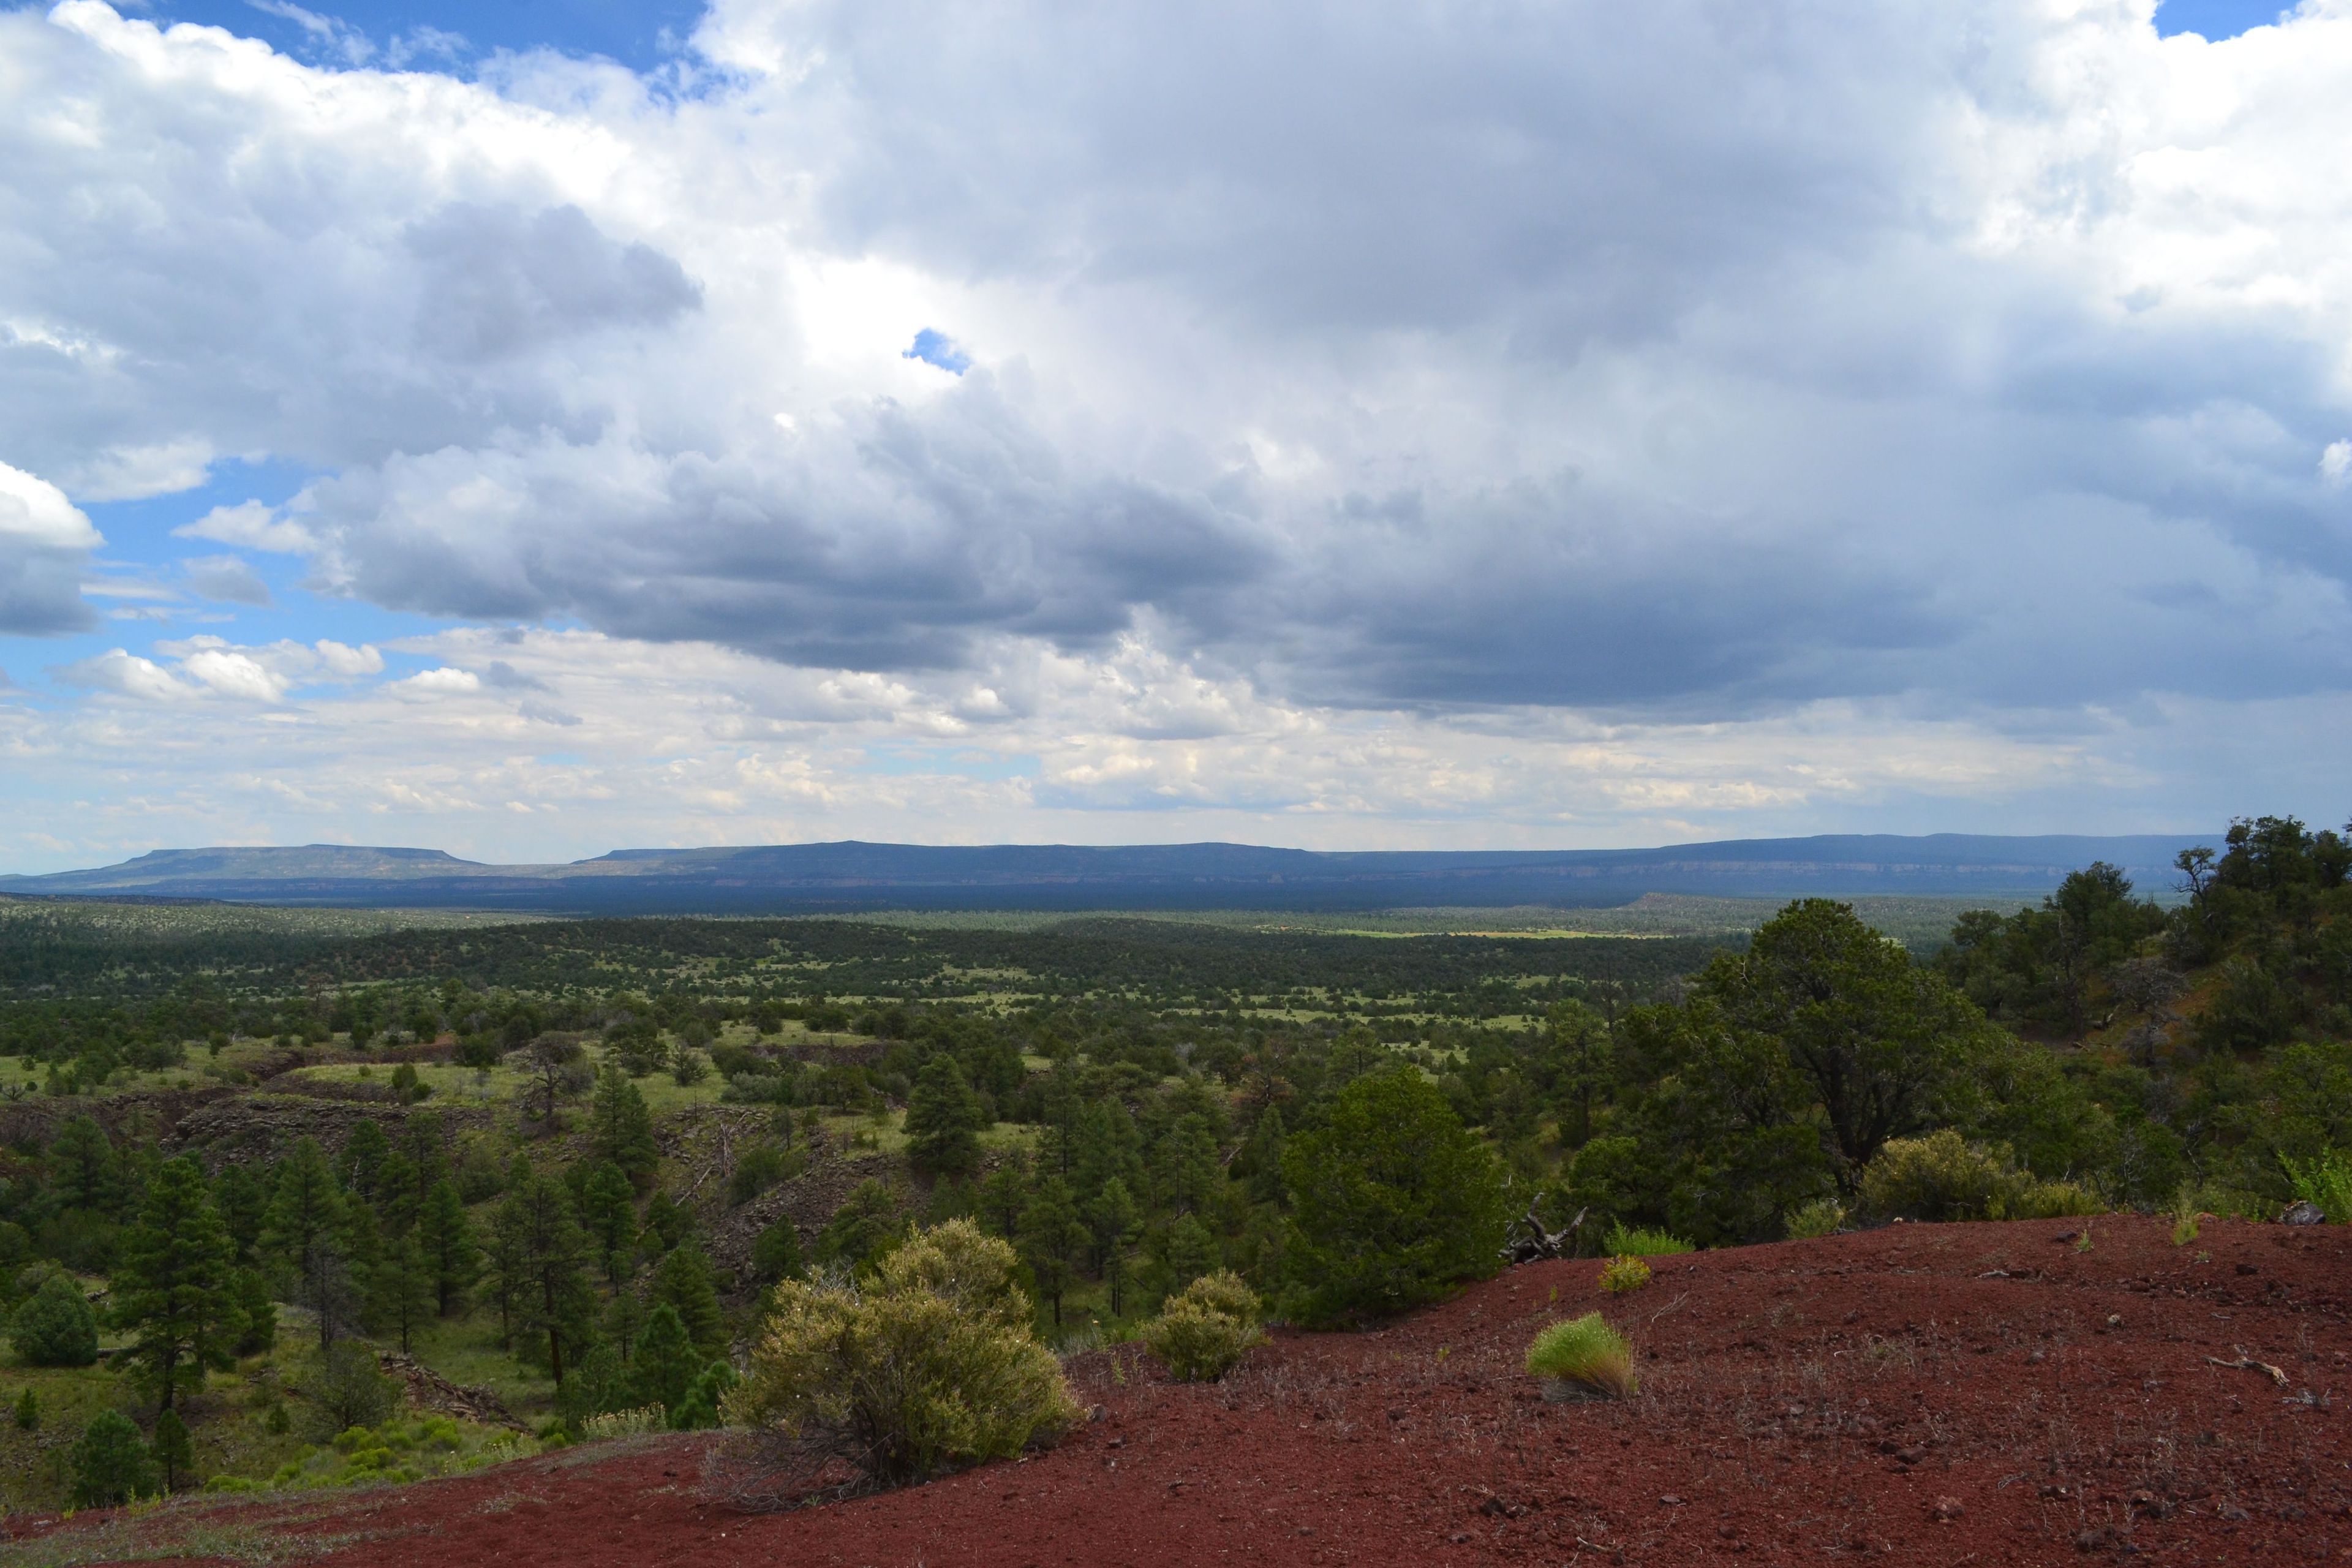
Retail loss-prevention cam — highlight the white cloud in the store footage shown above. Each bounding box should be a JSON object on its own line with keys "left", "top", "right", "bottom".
{"left": 0, "top": 460, "right": 100, "bottom": 551}
{"left": 60, "top": 437, "right": 213, "bottom": 501}
{"left": 172, "top": 502, "right": 318, "bottom": 555}
{"left": 9, "top": 2, "right": 2352, "bottom": 850}
{"left": 398, "top": 666, "right": 481, "bottom": 693}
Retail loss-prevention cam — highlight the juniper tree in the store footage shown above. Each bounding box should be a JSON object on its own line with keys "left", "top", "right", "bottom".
{"left": 10, "top": 1272, "right": 99, "bottom": 1366}
{"left": 112, "top": 1156, "right": 236, "bottom": 1412}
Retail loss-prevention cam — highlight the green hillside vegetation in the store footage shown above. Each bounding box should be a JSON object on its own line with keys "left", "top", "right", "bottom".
{"left": 2, "top": 815, "right": 2346, "bottom": 1512}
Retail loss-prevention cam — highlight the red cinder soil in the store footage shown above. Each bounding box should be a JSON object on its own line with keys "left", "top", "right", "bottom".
{"left": 22, "top": 1216, "right": 2350, "bottom": 1565}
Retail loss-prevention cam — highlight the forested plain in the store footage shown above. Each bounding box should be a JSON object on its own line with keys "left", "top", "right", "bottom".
{"left": 2, "top": 814, "right": 2348, "bottom": 1514}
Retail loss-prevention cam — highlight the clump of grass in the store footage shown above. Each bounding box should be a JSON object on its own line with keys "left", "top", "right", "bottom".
{"left": 1601, "top": 1223, "right": 1694, "bottom": 1257}
{"left": 1524, "top": 1313, "right": 1636, "bottom": 1399}
{"left": 1597, "top": 1254, "right": 1652, "bottom": 1294}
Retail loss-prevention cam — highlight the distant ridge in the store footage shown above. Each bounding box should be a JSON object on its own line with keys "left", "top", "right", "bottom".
{"left": 0, "top": 834, "right": 2208, "bottom": 914}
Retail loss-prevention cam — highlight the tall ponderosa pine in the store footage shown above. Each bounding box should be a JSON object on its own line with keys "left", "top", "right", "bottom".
{"left": 211, "top": 1163, "right": 269, "bottom": 1262}
{"left": 503, "top": 1174, "right": 595, "bottom": 1387}
{"left": 904, "top": 1055, "right": 986, "bottom": 1179}
{"left": 260, "top": 1137, "right": 353, "bottom": 1351}
{"left": 48, "top": 1115, "right": 120, "bottom": 1215}
{"left": 578, "top": 1161, "right": 637, "bottom": 1289}
{"left": 652, "top": 1237, "right": 725, "bottom": 1355}
{"left": 337, "top": 1120, "right": 391, "bottom": 1202}
{"left": 977, "top": 1157, "right": 1030, "bottom": 1238}
{"left": 631, "top": 1302, "right": 699, "bottom": 1412}
{"left": 1017, "top": 1177, "right": 1088, "bottom": 1325}
{"left": 415, "top": 1179, "right": 481, "bottom": 1316}
{"left": 111, "top": 1156, "right": 236, "bottom": 1411}
{"left": 588, "top": 1065, "right": 660, "bottom": 1188}
{"left": 371, "top": 1229, "right": 434, "bottom": 1352}
{"left": 151, "top": 1407, "right": 193, "bottom": 1493}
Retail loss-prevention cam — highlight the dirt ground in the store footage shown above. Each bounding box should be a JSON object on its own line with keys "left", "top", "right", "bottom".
{"left": 15, "top": 1215, "right": 2348, "bottom": 1566}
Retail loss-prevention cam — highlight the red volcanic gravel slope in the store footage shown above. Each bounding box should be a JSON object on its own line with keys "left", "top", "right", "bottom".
{"left": 17, "top": 1216, "right": 2350, "bottom": 1566}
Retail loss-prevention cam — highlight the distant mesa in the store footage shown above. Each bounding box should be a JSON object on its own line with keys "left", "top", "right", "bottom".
{"left": 0, "top": 834, "right": 2207, "bottom": 915}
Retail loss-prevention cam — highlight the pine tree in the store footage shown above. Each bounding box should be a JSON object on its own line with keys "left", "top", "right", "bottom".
{"left": 151, "top": 1407, "right": 192, "bottom": 1493}
{"left": 1087, "top": 1177, "right": 1139, "bottom": 1272}
{"left": 337, "top": 1120, "right": 391, "bottom": 1202}
{"left": 260, "top": 1138, "right": 353, "bottom": 1352}
{"left": 415, "top": 1179, "right": 482, "bottom": 1317}
{"left": 111, "top": 1156, "right": 236, "bottom": 1412}
{"left": 904, "top": 1055, "right": 984, "bottom": 1179}
{"left": 668, "top": 1360, "right": 736, "bottom": 1431}
{"left": 392, "top": 1110, "right": 451, "bottom": 1215}
{"left": 630, "top": 1303, "right": 698, "bottom": 1413}
{"left": 1156, "top": 1212, "right": 1216, "bottom": 1297}
{"left": 230, "top": 1267, "right": 277, "bottom": 1355}
{"left": 578, "top": 1161, "right": 637, "bottom": 1289}
{"left": 748, "top": 1214, "right": 805, "bottom": 1284}
{"left": 371, "top": 1229, "right": 434, "bottom": 1353}
{"left": 652, "top": 1238, "right": 725, "bottom": 1356}
{"left": 1018, "top": 1177, "right": 1088, "bottom": 1325}
{"left": 602, "top": 1289, "right": 649, "bottom": 1363}
{"left": 211, "top": 1163, "right": 269, "bottom": 1263}
{"left": 14, "top": 1385, "right": 39, "bottom": 1430}
{"left": 812, "top": 1180, "right": 905, "bottom": 1275}
{"left": 70, "top": 1408, "right": 156, "bottom": 1508}
{"left": 48, "top": 1115, "right": 119, "bottom": 1215}
{"left": 977, "top": 1156, "right": 1030, "bottom": 1238}
{"left": 1236, "top": 1106, "right": 1287, "bottom": 1207}
{"left": 587, "top": 1064, "right": 658, "bottom": 1187}
{"left": 508, "top": 1174, "right": 595, "bottom": 1387}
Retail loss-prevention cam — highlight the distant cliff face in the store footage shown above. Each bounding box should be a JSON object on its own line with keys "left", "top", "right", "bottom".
{"left": 0, "top": 834, "right": 2207, "bottom": 914}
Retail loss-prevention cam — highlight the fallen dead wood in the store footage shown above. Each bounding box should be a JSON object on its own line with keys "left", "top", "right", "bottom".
{"left": 2205, "top": 1354, "right": 2288, "bottom": 1386}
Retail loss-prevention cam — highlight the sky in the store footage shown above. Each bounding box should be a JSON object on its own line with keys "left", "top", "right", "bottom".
{"left": 2, "top": 0, "right": 2350, "bottom": 873}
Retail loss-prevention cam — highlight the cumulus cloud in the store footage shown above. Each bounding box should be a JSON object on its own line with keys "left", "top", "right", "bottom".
{"left": 173, "top": 502, "right": 318, "bottom": 555}
{"left": 53, "top": 634, "right": 384, "bottom": 703}
{"left": 10, "top": 0, "right": 2352, "bottom": 851}
{"left": 0, "top": 457, "right": 102, "bottom": 634}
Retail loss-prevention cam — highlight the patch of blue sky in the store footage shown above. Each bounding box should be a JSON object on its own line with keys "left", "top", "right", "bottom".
{"left": 0, "top": 455, "right": 459, "bottom": 701}
{"left": 903, "top": 330, "right": 972, "bottom": 375}
{"left": 2153, "top": 0, "right": 2293, "bottom": 39}
{"left": 853, "top": 747, "right": 1038, "bottom": 782}
{"left": 135, "top": 0, "right": 710, "bottom": 74}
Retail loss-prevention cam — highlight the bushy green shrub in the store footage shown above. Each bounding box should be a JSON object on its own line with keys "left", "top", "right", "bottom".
{"left": 70, "top": 1408, "right": 156, "bottom": 1508}
{"left": 11, "top": 1272, "right": 99, "bottom": 1366}
{"left": 1783, "top": 1198, "right": 1845, "bottom": 1240}
{"left": 728, "top": 1219, "right": 1079, "bottom": 1483}
{"left": 1597, "top": 1255, "right": 1651, "bottom": 1294}
{"left": 1525, "top": 1313, "right": 1635, "bottom": 1398}
{"left": 2283, "top": 1148, "right": 2352, "bottom": 1223}
{"left": 1600, "top": 1223, "right": 1693, "bottom": 1257}
{"left": 1858, "top": 1130, "right": 2101, "bottom": 1223}
{"left": 1140, "top": 1270, "right": 1262, "bottom": 1381}
{"left": 1281, "top": 1068, "right": 1509, "bottom": 1325}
